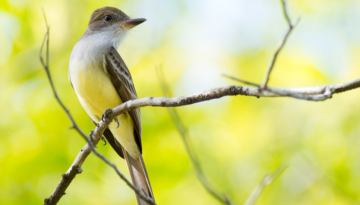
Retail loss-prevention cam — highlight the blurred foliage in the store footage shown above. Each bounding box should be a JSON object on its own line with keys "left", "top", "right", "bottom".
{"left": 1, "top": 0, "right": 360, "bottom": 204}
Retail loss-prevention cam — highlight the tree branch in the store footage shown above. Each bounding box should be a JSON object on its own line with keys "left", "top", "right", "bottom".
{"left": 260, "top": 0, "right": 300, "bottom": 89}
{"left": 156, "top": 66, "right": 233, "bottom": 205}
{"left": 222, "top": 74, "right": 360, "bottom": 101}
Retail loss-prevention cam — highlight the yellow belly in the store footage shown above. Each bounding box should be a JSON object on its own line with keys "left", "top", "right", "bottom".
{"left": 69, "top": 58, "right": 140, "bottom": 159}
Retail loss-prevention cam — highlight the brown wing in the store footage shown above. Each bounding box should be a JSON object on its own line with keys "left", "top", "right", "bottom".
{"left": 104, "top": 47, "right": 142, "bottom": 153}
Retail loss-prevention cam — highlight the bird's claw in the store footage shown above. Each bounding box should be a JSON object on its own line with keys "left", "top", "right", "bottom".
{"left": 100, "top": 136, "right": 107, "bottom": 146}
{"left": 114, "top": 117, "right": 120, "bottom": 128}
{"left": 101, "top": 109, "right": 120, "bottom": 128}
{"left": 101, "top": 109, "right": 112, "bottom": 125}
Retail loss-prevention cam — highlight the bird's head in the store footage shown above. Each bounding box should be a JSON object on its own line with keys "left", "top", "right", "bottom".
{"left": 86, "top": 7, "right": 146, "bottom": 48}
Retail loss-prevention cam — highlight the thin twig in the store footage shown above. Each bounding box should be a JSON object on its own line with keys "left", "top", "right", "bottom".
{"left": 156, "top": 66, "right": 233, "bottom": 205}
{"left": 221, "top": 74, "right": 259, "bottom": 87}
{"left": 244, "top": 164, "right": 289, "bottom": 205}
{"left": 40, "top": 11, "right": 156, "bottom": 205}
{"left": 260, "top": 0, "right": 300, "bottom": 89}
{"left": 281, "top": 0, "right": 292, "bottom": 26}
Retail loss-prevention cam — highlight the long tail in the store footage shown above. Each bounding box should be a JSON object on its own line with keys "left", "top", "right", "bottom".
{"left": 122, "top": 147, "right": 154, "bottom": 205}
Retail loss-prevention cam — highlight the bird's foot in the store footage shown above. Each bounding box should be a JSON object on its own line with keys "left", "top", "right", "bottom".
{"left": 101, "top": 109, "right": 112, "bottom": 125}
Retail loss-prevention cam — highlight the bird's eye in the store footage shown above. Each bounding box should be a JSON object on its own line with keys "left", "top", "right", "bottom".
{"left": 104, "top": 15, "right": 112, "bottom": 21}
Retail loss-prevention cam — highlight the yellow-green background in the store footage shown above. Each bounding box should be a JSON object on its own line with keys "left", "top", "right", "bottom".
{"left": 1, "top": 0, "right": 360, "bottom": 204}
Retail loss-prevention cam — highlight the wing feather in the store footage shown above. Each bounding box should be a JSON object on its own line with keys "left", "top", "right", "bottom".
{"left": 104, "top": 47, "right": 142, "bottom": 153}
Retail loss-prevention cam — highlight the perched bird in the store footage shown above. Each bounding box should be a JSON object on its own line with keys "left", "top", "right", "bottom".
{"left": 68, "top": 7, "right": 154, "bottom": 204}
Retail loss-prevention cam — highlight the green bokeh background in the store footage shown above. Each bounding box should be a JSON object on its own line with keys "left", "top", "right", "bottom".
{"left": 1, "top": 0, "right": 360, "bottom": 204}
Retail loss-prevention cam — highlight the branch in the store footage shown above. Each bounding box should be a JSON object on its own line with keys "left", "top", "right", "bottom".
{"left": 222, "top": 74, "right": 360, "bottom": 101}
{"left": 40, "top": 11, "right": 155, "bottom": 205}
{"left": 244, "top": 164, "right": 288, "bottom": 205}
{"left": 260, "top": 0, "right": 300, "bottom": 89}
{"left": 105, "top": 77, "right": 360, "bottom": 122}
{"left": 156, "top": 66, "right": 233, "bottom": 205}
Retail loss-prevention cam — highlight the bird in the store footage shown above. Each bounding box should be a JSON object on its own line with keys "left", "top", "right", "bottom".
{"left": 68, "top": 6, "right": 154, "bottom": 205}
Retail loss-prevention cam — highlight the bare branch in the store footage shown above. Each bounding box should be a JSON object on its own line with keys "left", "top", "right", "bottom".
{"left": 222, "top": 75, "right": 360, "bottom": 101}
{"left": 156, "top": 66, "right": 233, "bottom": 205}
{"left": 40, "top": 12, "right": 155, "bottom": 205}
{"left": 260, "top": 0, "right": 300, "bottom": 89}
{"left": 244, "top": 164, "right": 289, "bottom": 205}
{"left": 106, "top": 77, "right": 360, "bottom": 123}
